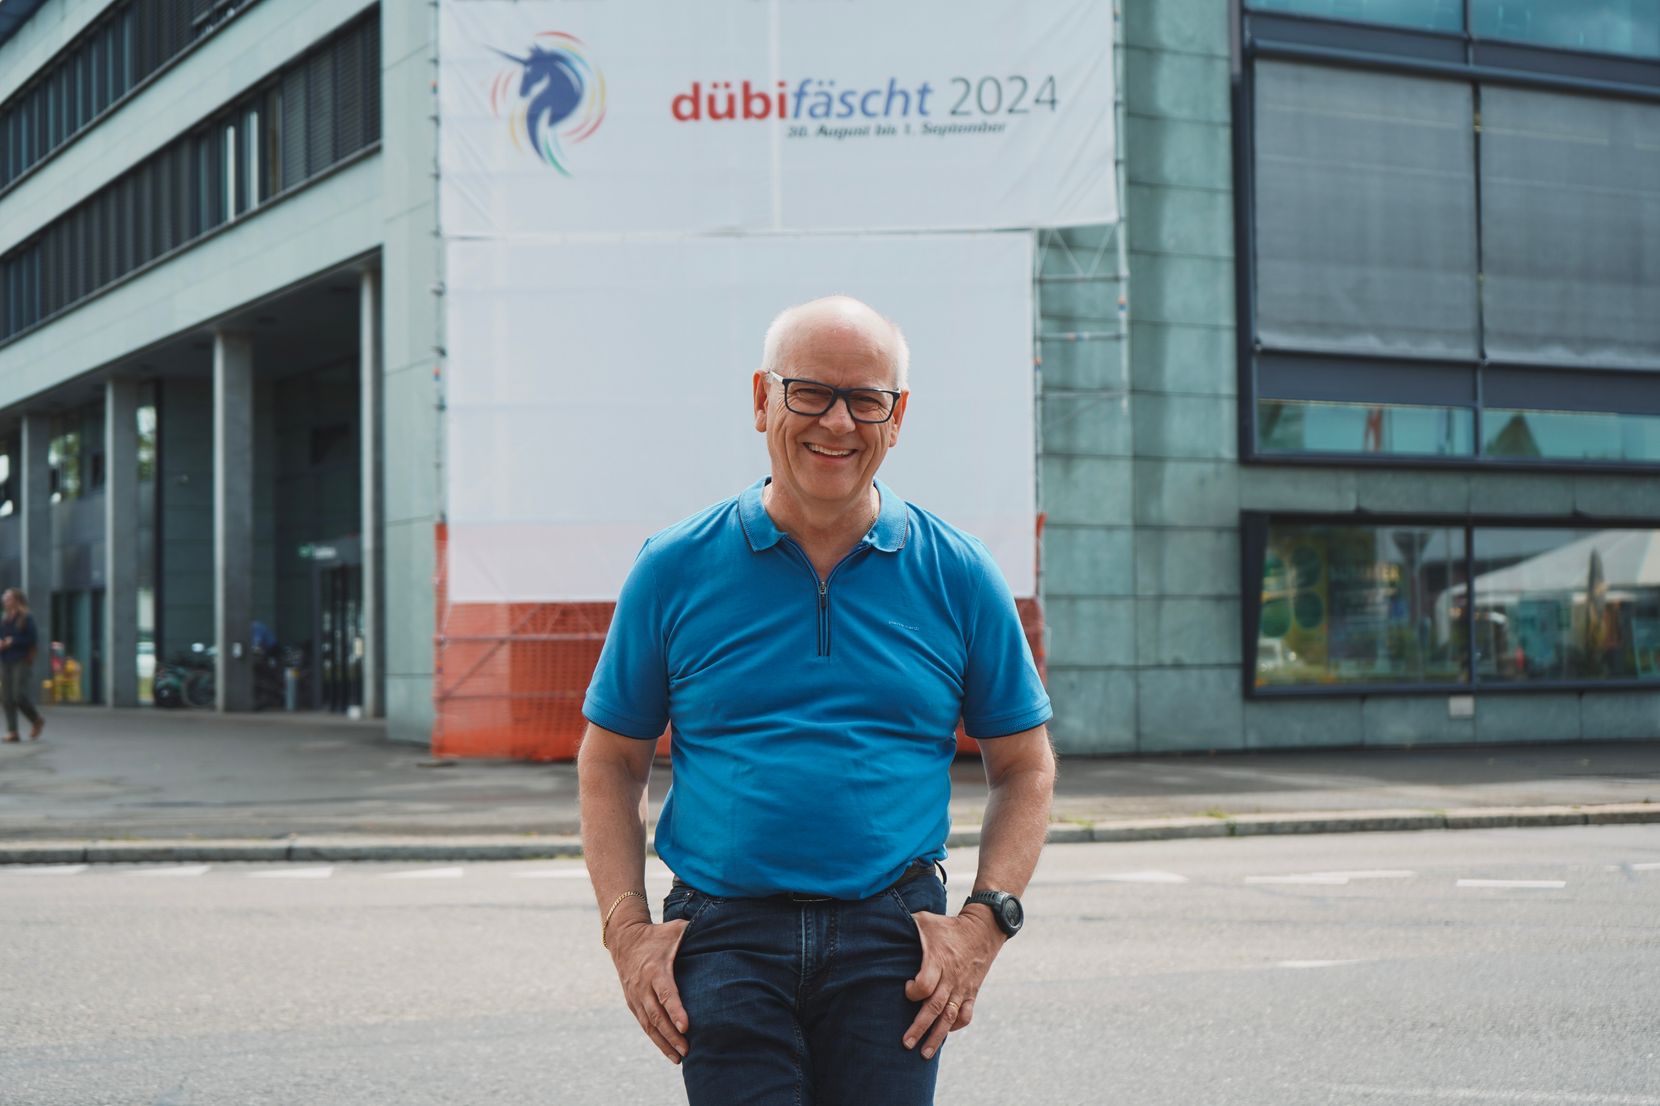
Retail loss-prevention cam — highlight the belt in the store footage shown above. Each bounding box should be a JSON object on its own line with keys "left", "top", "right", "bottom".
{"left": 671, "top": 858, "right": 944, "bottom": 905}
{"left": 778, "top": 858, "right": 943, "bottom": 904}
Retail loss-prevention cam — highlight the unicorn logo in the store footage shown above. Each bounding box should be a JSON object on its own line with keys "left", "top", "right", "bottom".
{"left": 488, "top": 33, "right": 606, "bottom": 176}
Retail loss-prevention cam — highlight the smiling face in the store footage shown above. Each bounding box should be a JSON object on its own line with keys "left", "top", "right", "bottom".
{"left": 752, "top": 298, "right": 908, "bottom": 528}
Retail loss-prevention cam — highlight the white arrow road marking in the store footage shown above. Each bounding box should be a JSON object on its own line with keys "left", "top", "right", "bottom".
{"left": 0, "top": 864, "right": 87, "bottom": 875}
{"left": 1457, "top": 879, "right": 1566, "bottom": 889}
{"left": 126, "top": 865, "right": 211, "bottom": 877}
{"left": 1088, "top": 870, "right": 1190, "bottom": 884}
{"left": 1277, "top": 959, "right": 1367, "bottom": 969}
{"left": 1245, "top": 874, "right": 1350, "bottom": 885}
{"left": 1323, "top": 1083, "right": 1660, "bottom": 1103}
{"left": 385, "top": 867, "right": 465, "bottom": 879}
{"left": 247, "top": 867, "right": 334, "bottom": 879}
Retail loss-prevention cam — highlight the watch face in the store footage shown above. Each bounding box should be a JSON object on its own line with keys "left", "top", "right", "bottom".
{"left": 999, "top": 896, "right": 1023, "bottom": 932}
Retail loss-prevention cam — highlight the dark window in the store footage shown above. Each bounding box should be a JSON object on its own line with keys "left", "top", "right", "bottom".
{"left": 1239, "top": 9, "right": 1660, "bottom": 470}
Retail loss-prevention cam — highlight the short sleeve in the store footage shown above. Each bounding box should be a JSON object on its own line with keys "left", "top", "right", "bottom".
{"left": 582, "top": 539, "right": 671, "bottom": 740}
{"left": 959, "top": 547, "right": 1053, "bottom": 739}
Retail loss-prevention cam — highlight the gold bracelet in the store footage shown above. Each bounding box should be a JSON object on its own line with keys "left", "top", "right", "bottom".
{"left": 601, "top": 889, "right": 649, "bottom": 950}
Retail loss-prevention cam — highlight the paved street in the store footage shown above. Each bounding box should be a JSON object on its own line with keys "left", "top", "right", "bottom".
{"left": 3, "top": 825, "right": 1657, "bottom": 1105}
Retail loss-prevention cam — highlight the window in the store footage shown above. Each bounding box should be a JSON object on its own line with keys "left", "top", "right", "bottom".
{"left": 0, "top": 448, "right": 12, "bottom": 517}
{"left": 1240, "top": 8, "right": 1660, "bottom": 470}
{"left": 1247, "top": 516, "right": 1660, "bottom": 691}
{"left": 0, "top": 11, "right": 379, "bottom": 347}
{"left": 1473, "top": 0, "right": 1660, "bottom": 59}
{"left": 49, "top": 425, "right": 81, "bottom": 503}
{"left": 0, "top": 0, "right": 268, "bottom": 194}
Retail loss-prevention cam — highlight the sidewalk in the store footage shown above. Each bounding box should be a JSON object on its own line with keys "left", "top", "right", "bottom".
{"left": 1, "top": 707, "right": 1656, "bottom": 862}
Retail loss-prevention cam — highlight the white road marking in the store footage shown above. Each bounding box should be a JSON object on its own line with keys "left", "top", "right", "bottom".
{"left": 385, "top": 866, "right": 465, "bottom": 879}
{"left": 511, "top": 869, "right": 593, "bottom": 879}
{"left": 247, "top": 867, "right": 335, "bottom": 879}
{"left": 1245, "top": 874, "right": 1350, "bottom": 885}
{"left": 126, "top": 865, "right": 211, "bottom": 877}
{"left": 1456, "top": 879, "right": 1567, "bottom": 889}
{"left": 1277, "top": 959, "right": 1366, "bottom": 969}
{"left": 1088, "top": 870, "right": 1190, "bottom": 884}
{"left": 0, "top": 864, "right": 87, "bottom": 875}
{"left": 1324, "top": 1083, "right": 1660, "bottom": 1104}
{"left": 1631, "top": 862, "right": 1660, "bottom": 871}
{"left": 1310, "top": 869, "right": 1416, "bottom": 880}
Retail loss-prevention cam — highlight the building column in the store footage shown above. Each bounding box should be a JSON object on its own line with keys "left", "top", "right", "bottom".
{"left": 360, "top": 265, "right": 384, "bottom": 718}
{"left": 19, "top": 413, "right": 53, "bottom": 657}
{"left": 213, "top": 330, "right": 254, "bottom": 712}
{"left": 104, "top": 378, "right": 141, "bottom": 707}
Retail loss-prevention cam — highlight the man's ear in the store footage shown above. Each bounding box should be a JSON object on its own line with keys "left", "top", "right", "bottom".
{"left": 885, "top": 391, "right": 909, "bottom": 445}
{"left": 752, "top": 371, "right": 770, "bottom": 431}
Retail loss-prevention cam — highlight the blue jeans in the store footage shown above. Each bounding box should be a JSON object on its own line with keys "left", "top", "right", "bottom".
{"left": 664, "top": 870, "right": 949, "bottom": 1106}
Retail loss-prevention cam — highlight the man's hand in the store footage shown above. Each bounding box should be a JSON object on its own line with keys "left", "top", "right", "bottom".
{"left": 901, "top": 908, "right": 1006, "bottom": 1060}
{"left": 608, "top": 913, "right": 693, "bottom": 1064}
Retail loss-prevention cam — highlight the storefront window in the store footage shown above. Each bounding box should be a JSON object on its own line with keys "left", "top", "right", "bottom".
{"left": 1467, "top": 528, "right": 1660, "bottom": 682}
{"left": 48, "top": 426, "right": 80, "bottom": 502}
{"left": 1259, "top": 399, "right": 1473, "bottom": 456}
{"left": 1256, "top": 522, "right": 1468, "bottom": 687}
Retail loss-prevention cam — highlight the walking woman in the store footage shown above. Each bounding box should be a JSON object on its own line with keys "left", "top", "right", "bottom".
{"left": 0, "top": 587, "right": 44, "bottom": 742}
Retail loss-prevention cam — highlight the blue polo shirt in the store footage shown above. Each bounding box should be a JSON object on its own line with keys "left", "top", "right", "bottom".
{"left": 582, "top": 477, "right": 1052, "bottom": 900}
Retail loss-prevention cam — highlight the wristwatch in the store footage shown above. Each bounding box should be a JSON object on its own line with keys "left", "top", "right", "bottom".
{"left": 963, "top": 890, "right": 1023, "bottom": 937}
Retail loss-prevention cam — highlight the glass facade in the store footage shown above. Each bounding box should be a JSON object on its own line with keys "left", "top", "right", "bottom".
{"left": 1242, "top": 12, "right": 1660, "bottom": 467}
{"left": 0, "top": 12, "right": 380, "bottom": 346}
{"left": 1473, "top": 0, "right": 1660, "bottom": 59}
{"left": 1256, "top": 522, "right": 1468, "bottom": 688}
{"left": 1253, "top": 521, "right": 1660, "bottom": 689}
{"left": 1246, "top": 0, "right": 1463, "bottom": 32}
{"left": 1484, "top": 409, "right": 1660, "bottom": 463}
{"left": 0, "top": 0, "right": 265, "bottom": 193}
{"left": 1258, "top": 399, "right": 1473, "bottom": 456}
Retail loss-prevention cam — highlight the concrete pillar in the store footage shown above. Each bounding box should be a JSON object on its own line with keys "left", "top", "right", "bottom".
{"left": 19, "top": 413, "right": 53, "bottom": 655}
{"left": 360, "top": 265, "right": 384, "bottom": 718}
{"left": 103, "top": 378, "right": 141, "bottom": 707}
{"left": 213, "top": 330, "right": 254, "bottom": 712}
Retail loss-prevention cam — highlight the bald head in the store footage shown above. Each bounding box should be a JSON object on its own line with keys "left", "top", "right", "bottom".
{"left": 760, "top": 295, "right": 910, "bottom": 392}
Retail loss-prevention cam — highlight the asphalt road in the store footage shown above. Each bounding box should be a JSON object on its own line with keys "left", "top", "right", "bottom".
{"left": 3, "top": 826, "right": 1658, "bottom": 1105}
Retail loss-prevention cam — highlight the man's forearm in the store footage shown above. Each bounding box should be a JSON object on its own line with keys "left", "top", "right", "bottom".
{"left": 577, "top": 725, "right": 655, "bottom": 929}
{"left": 971, "top": 726, "right": 1057, "bottom": 898}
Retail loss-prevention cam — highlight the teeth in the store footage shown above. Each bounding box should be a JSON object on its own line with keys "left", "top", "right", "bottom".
{"left": 806, "top": 444, "right": 852, "bottom": 457}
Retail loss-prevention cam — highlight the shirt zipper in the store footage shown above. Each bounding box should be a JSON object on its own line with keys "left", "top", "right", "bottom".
{"left": 783, "top": 539, "right": 867, "bottom": 657}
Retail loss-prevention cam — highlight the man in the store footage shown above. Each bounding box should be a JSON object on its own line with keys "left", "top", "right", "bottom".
{"left": 579, "top": 295, "right": 1055, "bottom": 1106}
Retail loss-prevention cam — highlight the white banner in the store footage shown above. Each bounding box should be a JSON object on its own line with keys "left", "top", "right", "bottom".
{"left": 437, "top": 0, "right": 1116, "bottom": 236}
{"left": 444, "top": 233, "right": 1037, "bottom": 601}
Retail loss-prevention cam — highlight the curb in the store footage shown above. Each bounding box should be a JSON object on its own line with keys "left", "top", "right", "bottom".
{"left": 1, "top": 804, "right": 1654, "bottom": 865}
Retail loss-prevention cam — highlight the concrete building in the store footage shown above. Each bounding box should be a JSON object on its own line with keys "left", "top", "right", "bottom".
{"left": 1, "top": 0, "right": 1656, "bottom": 754}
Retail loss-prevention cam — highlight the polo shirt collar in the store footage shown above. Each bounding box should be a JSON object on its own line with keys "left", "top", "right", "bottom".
{"left": 738, "top": 477, "right": 908, "bottom": 554}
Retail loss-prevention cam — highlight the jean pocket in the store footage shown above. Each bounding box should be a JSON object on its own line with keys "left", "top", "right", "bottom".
{"left": 663, "top": 886, "right": 722, "bottom": 938}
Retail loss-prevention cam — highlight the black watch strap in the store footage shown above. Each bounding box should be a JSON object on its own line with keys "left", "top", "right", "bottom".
{"left": 963, "top": 890, "right": 1023, "bottom": 937}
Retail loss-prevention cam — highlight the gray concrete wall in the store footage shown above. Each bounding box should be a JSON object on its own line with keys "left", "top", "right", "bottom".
{"left": 379, "top": 2, "right": 440, "bottom": 744}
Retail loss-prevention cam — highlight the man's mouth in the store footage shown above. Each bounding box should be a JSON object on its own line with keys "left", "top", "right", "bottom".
{"left": 804, "top": 444, "right": 854, "bottom": 458}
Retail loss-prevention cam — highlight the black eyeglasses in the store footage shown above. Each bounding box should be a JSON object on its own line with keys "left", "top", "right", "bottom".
{"left": 765, "top": 370, "right": 902, "bottom": 424}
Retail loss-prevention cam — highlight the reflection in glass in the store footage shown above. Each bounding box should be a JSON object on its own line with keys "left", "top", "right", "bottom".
{"left": 1483, "top": 408, "right": 1660, "bottom": 463}
{"left": 1247, "top": 0, "right": 1464, "bottom": 32}
{"left": 1257, "top": 524, "right": 1469, "bottom": 687}
{"left": 1472, "top": 0, "right": 1660, "bottom": 59}
{"left": 1258, "top": 399, "right": 1474, "bottom": 456}
{"left": 1462, "top": 529, "right": 1660, "bottom": 682}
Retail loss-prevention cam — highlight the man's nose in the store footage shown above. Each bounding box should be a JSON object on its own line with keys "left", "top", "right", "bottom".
{"left": 817, "top": 397, "right": 858, "bottom": 432}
